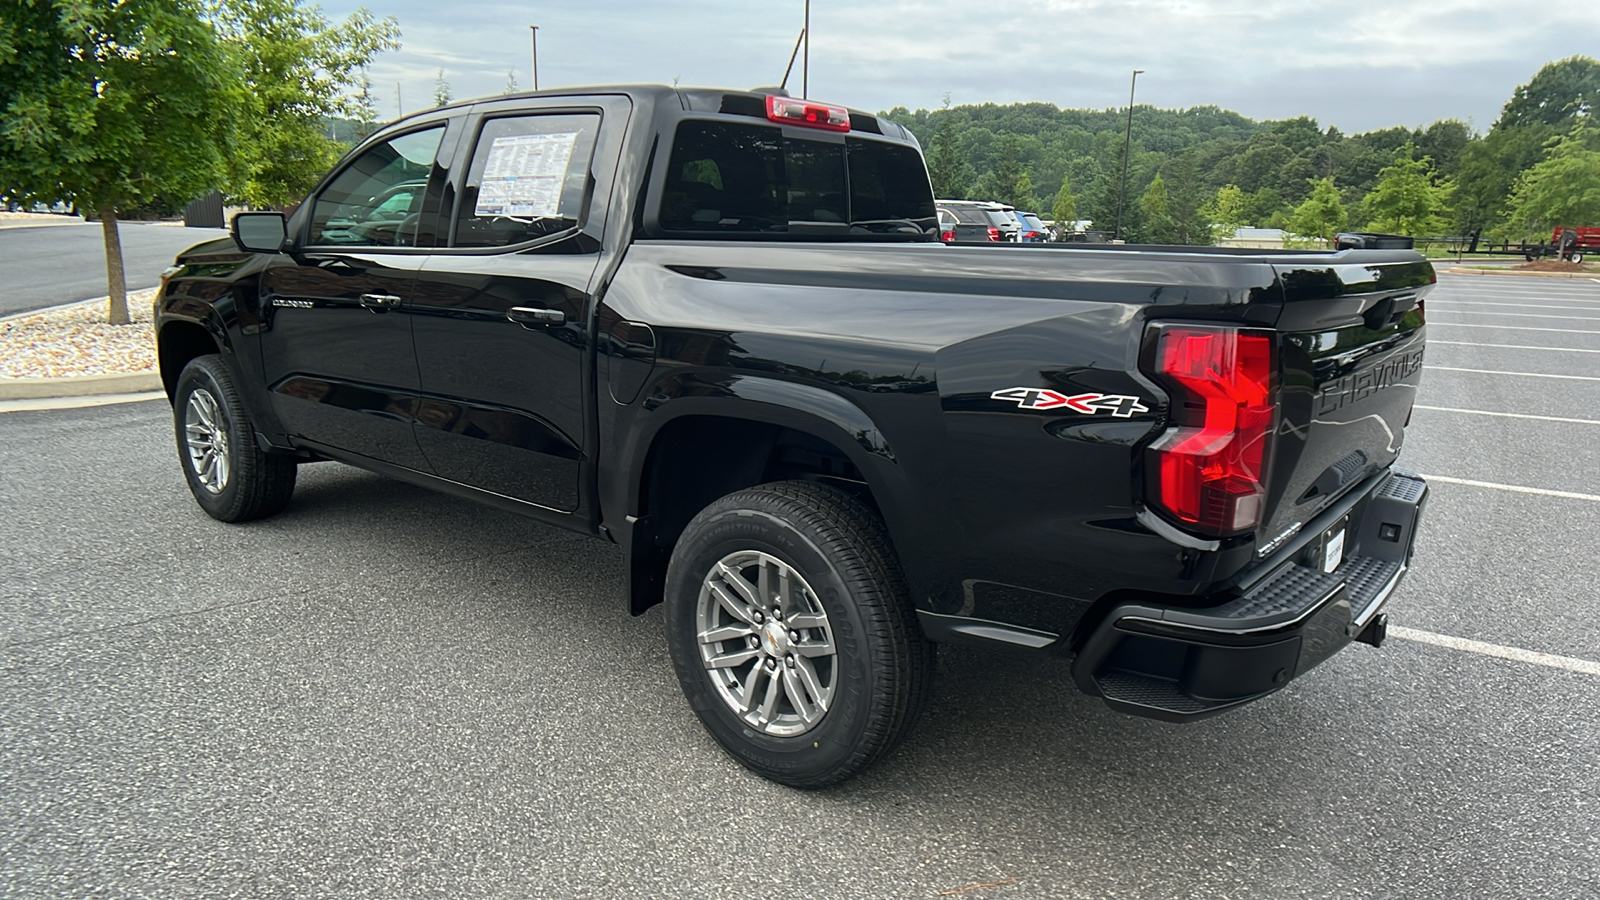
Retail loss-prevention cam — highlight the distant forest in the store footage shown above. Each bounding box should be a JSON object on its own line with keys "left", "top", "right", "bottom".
{"left": 879, "top": 56, "right": 1600, "bottom": 245}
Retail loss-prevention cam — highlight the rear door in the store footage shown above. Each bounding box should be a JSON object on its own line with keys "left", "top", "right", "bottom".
{"left": 408, "top": 96, "right": 630, "bottom": 513}
{"left": 259, "top": 122, "right": 454, "bottom": 470}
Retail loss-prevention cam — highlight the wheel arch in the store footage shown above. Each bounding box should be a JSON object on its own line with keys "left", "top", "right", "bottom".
{"left": 616, "top": 377, "right": 911, "bottom": 616}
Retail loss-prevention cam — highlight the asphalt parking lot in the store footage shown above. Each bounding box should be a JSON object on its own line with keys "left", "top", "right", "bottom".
{"left": 2, "top": 271, "right": 1597, "bottom": 899}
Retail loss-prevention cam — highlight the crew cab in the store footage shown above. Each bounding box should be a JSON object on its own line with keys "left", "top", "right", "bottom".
{"left": 155, "top": 85, "right": 1431, "bottom": 787}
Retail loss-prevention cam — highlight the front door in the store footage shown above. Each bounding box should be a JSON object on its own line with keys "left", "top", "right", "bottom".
{"left": 258, "top": 125, "right": 447, "bottom": 471}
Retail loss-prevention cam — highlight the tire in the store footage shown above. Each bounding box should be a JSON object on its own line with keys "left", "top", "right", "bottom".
{"left": 1570, "top": 251, "right": 1584, "bottom": 265}
{"left": 663, "top": 481, "right": 934, "bottom": 788}
{"left": 173, "top": 354, "right": 296, "bottom": 522}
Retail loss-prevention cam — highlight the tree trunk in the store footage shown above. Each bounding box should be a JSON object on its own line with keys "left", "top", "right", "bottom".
{"left": 99, "top": 205, "right": 129, "bottom": 325}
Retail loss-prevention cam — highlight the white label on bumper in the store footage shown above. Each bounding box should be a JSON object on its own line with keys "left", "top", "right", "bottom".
{"left": 1323, "top": 528, "right": 1346, "bottom": 574}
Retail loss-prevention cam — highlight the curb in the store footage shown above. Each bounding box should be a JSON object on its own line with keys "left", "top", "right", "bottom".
{"left": 0, "top": 371, "right": 162, "bottom": 400}
{"left": 1446, "top": 267, "right": 1599, "bottom": 279}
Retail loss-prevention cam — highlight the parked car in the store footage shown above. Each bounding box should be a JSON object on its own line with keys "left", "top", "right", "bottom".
{"left": 1012, "top": 210, "right": 1049, "bottom": 242}
{"left": 156, "top": 84, "right": 1433, "bottom": 788}
{"left": 936, "top": 199, "right": 1019, "bottom": 242}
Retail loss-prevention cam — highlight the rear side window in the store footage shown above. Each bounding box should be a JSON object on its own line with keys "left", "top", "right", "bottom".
{"left": 946, "top": 206, "right": 989, "bottom": 225}
{"left": 659, "top": 120, "right": 935, "bottom": 238}
{"left": 985, "top": 210, "right": 1018, "bottom": 228}
{"left": 453, "top": 113, "right": 600, "bottom": 248}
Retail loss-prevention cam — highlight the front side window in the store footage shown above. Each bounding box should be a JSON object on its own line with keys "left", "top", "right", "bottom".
{"left": 453, "top": 113, "right": 601, "bottom": 248}
{"left": 660, "top": 120, "right": 935, "bottom": 238}
{"left": 310, "top": 126, "right": 444, "bottom": 247}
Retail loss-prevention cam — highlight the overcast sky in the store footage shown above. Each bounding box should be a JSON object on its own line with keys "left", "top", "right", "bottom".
{"left": 323, "top": 1, "right": 1600, "bottom": 135}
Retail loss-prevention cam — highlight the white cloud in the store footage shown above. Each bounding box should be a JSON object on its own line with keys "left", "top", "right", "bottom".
{"left": 324, "top": 0, "right": 1600, "bottom": 132}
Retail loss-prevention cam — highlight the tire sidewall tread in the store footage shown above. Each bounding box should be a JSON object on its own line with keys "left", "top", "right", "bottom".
{"left": 173, "top": 354, "right": 295, "bottom": 523}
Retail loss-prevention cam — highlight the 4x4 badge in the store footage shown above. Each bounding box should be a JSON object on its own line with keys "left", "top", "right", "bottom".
{"left": 991, "top": 387, "right": 1150, "bottom": 418}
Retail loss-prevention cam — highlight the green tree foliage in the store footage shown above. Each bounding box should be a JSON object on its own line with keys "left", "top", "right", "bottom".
{"left": 1504, "top": 126, "right": 1600, "bottom": 238}
{"left": 924, "top": 97, "right": 969, "bottom": 199}
{"left": 1202, "top": 184, "right": 1249, "bottom": 238}
{"left": 1288, "top": 178, "right": 1348, "bottom": 245}
{"left": 0, "top": 0, "right": 240, "bottom": 323}
{"left": 1499, "top": 56, "right": 1600, "bottom": 130}
{"left": 353, "top": 70, "right": 378, "bottom": 139}
{"left": 1139, "top": 173, "right": 1175, "bottom": 243}
{"left": 1363, "top": 144, "right": 1453, "bottom": 236}
{"left": 1051, "top": 174, "right": 1077, "bottom": 230}
{"left": 214, "top": 0, "right": 400, "bottom": 208}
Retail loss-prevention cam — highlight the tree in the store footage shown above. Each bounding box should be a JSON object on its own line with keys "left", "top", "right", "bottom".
{"left": 353, "top": 70, "right": 378, "bottom": 139}
{"left": 1288, "top": 178, "right": 1347, "bottom": 245}
{"left": 1504, "top": 126, "right": 1600, "bottom": 239}
{"left": 213, "top": 0, "right": 400, "bottom": 209}
{"left": 1499, "top": 56, "right": 1600, "bottom": 131}
{"left": 1051, "top": 174, "right": 1077, "bottom": 232}
{"left": 504, "top": 69, "right": 518, "bottom": 94}
{"left": 0, "top": 0, "right": 240, "bottom": 324}
{"left": 433, "top": 68, "right": 451, "bottom": 107}
{"left": 1011, "top": 172, "right": 1038, "bottom": 212}
{"left": 1364, "top": 144, "right": 1453, "bottom": 236}
{"left": 924, "top": 100, "right": 967, "bottom": 199}
{"left": 1139, "top": 173, "right": 1176, "bottom": 243}
{"left": 1202, "top": 184, "right": 1249, "bottom": 238}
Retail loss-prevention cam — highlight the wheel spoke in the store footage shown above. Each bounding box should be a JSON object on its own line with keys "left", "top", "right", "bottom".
{"left": 757, "top": 557, "right": 773, "bottom": 609}
{"left": 792, "top": 656, "right": 828, "bottom": 713}
{"left": 796, "top": 633, "right": 834, "bottom": 659}
{"left": 777, "top": 566, "right": 794, "bottom": 616}
{"left": 706, "top": 647, "right": 759, "bottom": 669}
{"left": 781, "top": 666, "right": 818, "bottom": 724}
{"left": 213, "top": 443, "right": 229, "bottom": 488}
{"left": 715, "top": 561, "right": 760, "bottom": 607}
{"left": 699, "top": 623, "right": 754, "bottom": 644}
{"left": 755, "top": 667, "right": 782, "bottom": 724}
{"left": 786, "top": 613, "right": 826, "bottom": 630}
{"left": 736, "top": 660, "right": 766, "bottom": 714}
{"left": 709, "top": 582, "right": 757, "bottom": 626}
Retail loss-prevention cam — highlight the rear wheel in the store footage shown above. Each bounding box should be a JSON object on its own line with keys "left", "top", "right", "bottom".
{"left": 174, "top": 355, "right": 296, "bottom": 522}
{"left": 1570, "top": 251, "right": 1585, "bottom": 265}
{"left": 663, "top": 481, "right": 933, "bottom": 788}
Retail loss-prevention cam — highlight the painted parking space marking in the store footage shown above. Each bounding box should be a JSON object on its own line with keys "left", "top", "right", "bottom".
{"left": 1429, "top": 301, "right": 1600, "bottom": 312}
{"left": 1412, "top": 406, "right": 1600, "bottom": 426}
{"left": 1390, "top": 626, "right": 1600, "bottom": 677}
{"left": 1428, "top": 322, "right": 1600, "bottom": 335}
{"left": 1419, "top": 474, "right": 1600, "bottom": 503}
{"left": 1427, "top": 311, "right": 1600, "bottom": 322}
{"left": 1428, "top": 340, "right": 1600, "bottom": 354}
{"left": 1426, "top": 366, "right": 1600, "bottom": 382}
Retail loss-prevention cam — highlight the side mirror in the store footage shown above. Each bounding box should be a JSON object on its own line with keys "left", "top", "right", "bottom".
{"left": 231, "top": 212, "right": 288, "bottom": 253}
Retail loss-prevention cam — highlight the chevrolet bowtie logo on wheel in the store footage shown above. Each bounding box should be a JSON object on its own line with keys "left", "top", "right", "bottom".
{"left": 990, "top": 387, "right": 1150, "bottom": 418}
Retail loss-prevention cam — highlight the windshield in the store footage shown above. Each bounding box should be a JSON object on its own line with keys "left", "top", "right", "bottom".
{"left": 659, "top": 120, "right": 937, "bottom": 239}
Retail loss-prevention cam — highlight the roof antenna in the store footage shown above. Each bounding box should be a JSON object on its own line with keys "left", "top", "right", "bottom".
{"left": 779, "top": 27, "right": 805, "bottom": 92}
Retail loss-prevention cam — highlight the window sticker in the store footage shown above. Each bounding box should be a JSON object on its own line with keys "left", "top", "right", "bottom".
{"left": 474, "top": 131, "right": 580, "bottom": 218}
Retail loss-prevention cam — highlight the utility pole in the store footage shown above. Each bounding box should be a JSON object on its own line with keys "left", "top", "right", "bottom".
{"left": 1114, "top": 69, "right": 1144, "bottom": 242}
{"left": 396, "top": 81, "right": 402, "bottom": 117}
{"left": 802, "top": 0, "right": 809, "bottom": 98}
{"left": 530, "top": 25, "right": 540, "bottom": 90}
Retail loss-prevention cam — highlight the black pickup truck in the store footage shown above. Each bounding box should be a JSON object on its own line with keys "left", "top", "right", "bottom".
{"left": 155, "top": 85, "right": 1431, "bottom": 787}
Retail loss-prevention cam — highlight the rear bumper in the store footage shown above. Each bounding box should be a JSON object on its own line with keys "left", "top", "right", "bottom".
{"left": 1072, "top": 468, "right": 1428, "bottom": 721}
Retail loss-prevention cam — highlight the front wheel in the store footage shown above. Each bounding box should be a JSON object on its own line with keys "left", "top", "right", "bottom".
{"left": 1569, "top": 251, "right": 1585, "bottom": 265}
{"left": 663, "top": 481, "right": 933, "bottom": 788}
{"left": 173, "top": 354, "right": 296, "bottom": 522}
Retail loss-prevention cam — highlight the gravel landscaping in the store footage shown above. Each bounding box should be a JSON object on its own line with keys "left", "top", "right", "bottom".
{"left": 0, "top": 290, "right": 157, "bottom": 379}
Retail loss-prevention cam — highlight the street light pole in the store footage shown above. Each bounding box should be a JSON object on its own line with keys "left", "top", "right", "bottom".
{"left": 1113, "top": 68, "right": 1144, "bottom": 242}
{"left": 802, "top": 0, "right": 810, "bottom": 98}
{"left": 530, "top": 25, "right": 540, "bottom": 90}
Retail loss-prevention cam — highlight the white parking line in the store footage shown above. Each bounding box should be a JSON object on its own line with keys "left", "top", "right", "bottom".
{"left": 1390, "top": 626, "right": 1600, "bottom": 676}
{"left": 1428, "top": 340, "right": 1600, "bottom": 354}
{"left": 1426, "top": 366, "right": 1600, "bottom": 382}
{"left": 1429, "top": 323, "right": 1600, "bottom": 335}
{"left": 1412, "top": 406, "right": 1600, "bottom": 425}
{"left": 1430, "top": 301, "right": 1600, "bottom": 311}
{"left": 1419, "top": 474, "right": 1600, "bottom": 503}
{"left": 1428, "top": 311, "right": 1600, "bottom": 321}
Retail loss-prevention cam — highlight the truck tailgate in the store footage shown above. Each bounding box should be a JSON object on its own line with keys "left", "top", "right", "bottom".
{"left": 1256, "top": 257, "right": 1433, "bottom": 558}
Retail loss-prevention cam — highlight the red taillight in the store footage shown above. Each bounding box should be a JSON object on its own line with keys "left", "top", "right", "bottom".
{"left": 766, "top": 95, "right": 851, "bottom": 132}
{"left": 1144, "top": 324, "right": 1277, "bottom": 535}
{"left": 941, "top": 228, "right": 956, "bottom": 242}
{"left": 986, "top": 227, "right": 1000, "bottom": 242}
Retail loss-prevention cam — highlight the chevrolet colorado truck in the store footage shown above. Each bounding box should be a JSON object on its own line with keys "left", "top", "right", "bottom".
{"left": 155, "top": 85, "right": 1432, "bottom": 787}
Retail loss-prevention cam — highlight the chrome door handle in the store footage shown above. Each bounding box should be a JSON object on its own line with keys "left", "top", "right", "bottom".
{"left": 359, "top": 293, "right": 401, "bottom": 310}
{"left": 507, "top": 306, "right": 565, "bottom": 327}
